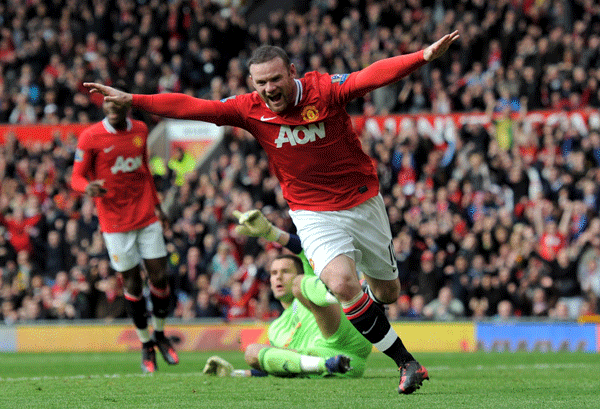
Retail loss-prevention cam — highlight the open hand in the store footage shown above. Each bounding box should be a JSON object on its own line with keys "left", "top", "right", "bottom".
{"left": 232, "top": 209, "right": 281, "bottom": 241}
{"left": 423, "top": 31, "right": 460, "bottom": 62}
{"left": 83, "top": 82, "right": 133, "bottom": 109}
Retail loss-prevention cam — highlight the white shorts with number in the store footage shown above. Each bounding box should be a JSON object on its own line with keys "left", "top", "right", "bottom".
{"left": 103, "top": 221, "right": 167, "bottom": 272}
{"left": 289, "top": 193, "right": 397, "bottom": 281}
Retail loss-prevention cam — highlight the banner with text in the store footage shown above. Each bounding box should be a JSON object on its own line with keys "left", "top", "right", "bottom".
{"left": 8, "top": 321, "right": 600, "bottom": 353}
{"left": 352, "top": 108, "right": 599, "bottom": 145}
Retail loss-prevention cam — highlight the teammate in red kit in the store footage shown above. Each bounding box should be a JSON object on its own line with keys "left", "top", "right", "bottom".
{"left": 71, "top": 83, "right": 179, "bottom": 373}
{"left": 84, "top": 31, "right": 459, "bottom": 393}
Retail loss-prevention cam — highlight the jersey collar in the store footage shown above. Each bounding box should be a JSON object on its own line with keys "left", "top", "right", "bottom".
{"left": 102, "top": 117, "right": 132, "bottom": 134}
{"left": 294, "top": 78, "right": 302, "bottom": 106}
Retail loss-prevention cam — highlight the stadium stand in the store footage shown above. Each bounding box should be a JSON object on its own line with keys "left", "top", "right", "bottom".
{"left": 0, "top": 0, "right": 600, "bottom": 323}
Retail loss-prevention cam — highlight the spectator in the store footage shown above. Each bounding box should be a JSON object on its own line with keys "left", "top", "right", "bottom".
{"left": 168, "top": 146, "right": 196, "bottom": 187}
{"left": 51, "top": 271, "right": 76, "bottom": 319}
{"left": 411, "top": 250, "right": 443, "bottom": 305}
{"left": 9, "top": 93, "right": 37, "bottom": 124}
{"left": 423, "top": 286, "right": 465, "bottom": 321}
{"left": 95, "top": 275, "right": 127, "bottom": 321}
{"left": 209, "top": 241, "right": 239, "bottom": 294}
{"left": 0, "top": 206, "right": 42, "bottom": 257}
{"left": 44, "top": 230, "right": 66, "bottom": 279}
{"left": 0, "top": 0, "right": 599, "bottom": 325}
{"left": 195, "top": 288, "right": 221, "bottom": 318}
{"left": 494, "top": 299, "right": 514, "bottom": 322}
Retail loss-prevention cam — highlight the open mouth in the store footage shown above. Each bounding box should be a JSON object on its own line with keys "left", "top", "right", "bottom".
{"left": 267, "top": 93, "right": 282, "bottom": 103}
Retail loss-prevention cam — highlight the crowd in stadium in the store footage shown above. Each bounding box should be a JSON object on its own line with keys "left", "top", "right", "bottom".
{"left": 1, "top": 0, "right": 600, "bottom": 324}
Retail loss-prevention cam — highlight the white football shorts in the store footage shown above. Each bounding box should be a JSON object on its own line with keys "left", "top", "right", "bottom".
{"left": 289, "top": 193, "right": 397, "bottom": 280}
{"left": 103, "top": 221, "right": 167, "bottom": 272}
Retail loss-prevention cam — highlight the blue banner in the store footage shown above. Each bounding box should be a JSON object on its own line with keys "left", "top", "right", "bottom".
{"left": 0, "top": 327, "right": 17, "bottom": 352}
{"left": 476, "top": 322, "right": 597, "bottom": 352}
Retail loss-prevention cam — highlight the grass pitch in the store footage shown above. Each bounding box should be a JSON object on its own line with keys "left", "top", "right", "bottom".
{"left": 0, "top": 351, "right": 598, "bottom": 409}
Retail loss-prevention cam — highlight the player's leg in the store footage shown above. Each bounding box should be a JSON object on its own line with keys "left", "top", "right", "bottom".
{"left": 322, "top": 255, "right": 428, "bottom": 393}
{"left": 122, "top": 266, "right": 157, "bottom": 373}
{"left": 291, "top": 195, "right": 428, "bottom": 393}
{"left": 244, "top": 343, "right": 351, "bottom": 377}
{"left": 346, "top": 194, "right": 429, "bottom": 393}
{"left": 139, "top": 221, "right": 178, "bottom": 365}
{"left": 143, "top": 255, "right": 179, "bottom": 364}
{"left": 103, "top": 230, "right": 155, "bottom": 373}
{"left": 319, "top": 255, "right": 415, "bottom": 365}
{"left": 292, "top": 275, "right": 341, "bottom": 339}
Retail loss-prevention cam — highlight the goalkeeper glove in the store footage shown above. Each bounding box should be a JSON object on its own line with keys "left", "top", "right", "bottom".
{"left": 232, "top": 209, "right": 284, "bottom": 242}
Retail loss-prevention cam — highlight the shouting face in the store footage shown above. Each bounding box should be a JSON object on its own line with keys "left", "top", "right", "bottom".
{"left": 249, "top": 57, "right": 297, "bottom": 113}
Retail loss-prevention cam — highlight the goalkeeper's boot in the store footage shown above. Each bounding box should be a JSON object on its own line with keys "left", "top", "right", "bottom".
{"left": 153, "top": 332, "right": 179, "bottom": 365}
{"left": 141, "top": 341, "right": 157, "bottom": 373}
{"left": 203, "top": 356, "right": 234, "bottom": 377}
{"left": 325, "top": 355, "right": 352, "bottom": 375}
{"left": 398, "top": 360, "right": 429, "bottom": 394}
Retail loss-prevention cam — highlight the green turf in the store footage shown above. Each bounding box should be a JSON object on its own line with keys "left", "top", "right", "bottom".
{"left": 0, "top": 351, "right": 598, "bottom": 409}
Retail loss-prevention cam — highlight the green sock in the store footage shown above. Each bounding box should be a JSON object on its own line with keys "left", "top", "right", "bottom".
{"left": 258, "top": 347, "right": 325, "bottom": 376}
{"left": 300, "top": 275, "right": 338, "bottom": 306}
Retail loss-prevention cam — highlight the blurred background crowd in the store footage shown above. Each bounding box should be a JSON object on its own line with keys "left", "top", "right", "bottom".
{"left": 1, "top": 0, "right": 600, "bottom": 324}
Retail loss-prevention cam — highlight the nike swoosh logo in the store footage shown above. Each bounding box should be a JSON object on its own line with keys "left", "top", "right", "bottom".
{"left": 361, "top": 317, "right": 378, "bottom": 335}
{"left": 260, "top": 115, "right": 277, "bottom": 121}
{"left": 103, "top": 146, "right": 115, "bottom": 153}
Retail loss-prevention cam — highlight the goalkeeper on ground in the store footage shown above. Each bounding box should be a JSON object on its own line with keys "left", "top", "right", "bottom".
{"left": 203, "top": 209, "right": 372, "bottom": 378}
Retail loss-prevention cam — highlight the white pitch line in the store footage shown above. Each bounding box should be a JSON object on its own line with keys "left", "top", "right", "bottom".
{"left": 0, "top": 372, "right": 206, "bottom": 382}
{"left": 1, "top": 363, "right": 599, "bottom": 382}
{"left": 372, "top": 362, "right": 600, "bottom": 373}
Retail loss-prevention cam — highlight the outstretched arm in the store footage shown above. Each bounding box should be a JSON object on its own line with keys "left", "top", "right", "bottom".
{"left": 349, "top": 31, "right": 459, "bottom": 97}
{"left": 83, "top": 83, "right": 228, "bottom": 122}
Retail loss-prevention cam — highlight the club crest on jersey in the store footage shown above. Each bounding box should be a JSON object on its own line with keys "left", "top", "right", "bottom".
{"left": 132, "top": 135, "right": 143, "bottom": 148}
{"left": 309, "top": 258, "right": 315, "bottom": 270}
{"left": 331, "top": 73, "right": 348, "bottom": 84}
{"left": 301, "top": 105, "right": 319, "bottom": 122}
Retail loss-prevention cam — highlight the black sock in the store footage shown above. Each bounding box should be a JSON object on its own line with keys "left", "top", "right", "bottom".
{"left": 149, "top": 283, "right": 171, "bottom": 319}
{"left": 343, "top": 292, "right": 414, "bottom": 366}
{"left": 124, "top": 292, "right": 148, "bottom": 330}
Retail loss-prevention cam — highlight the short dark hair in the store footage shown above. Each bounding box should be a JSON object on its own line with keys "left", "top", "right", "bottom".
{"left": 271, "top": 253, "right": 304, "bottom": 275}
{"left": 247, "top": 45, "right": 290, "bottom": 69}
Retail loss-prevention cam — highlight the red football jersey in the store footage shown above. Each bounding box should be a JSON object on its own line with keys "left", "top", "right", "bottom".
{"left": 216, "top": 71, "right": 381, "bottom": 211}
{"left": 132, "top": 51, "right": 426, "bottom": 211}
{"left": 71, "top": 118, "right": 159, "bottom": 233}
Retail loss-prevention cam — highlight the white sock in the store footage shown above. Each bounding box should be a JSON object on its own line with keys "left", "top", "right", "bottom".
{"left": 136, "top": 327, "right": 151, "bottom": 344}
{"left": 325, "top": 291, "right": 339, "bottom": 304}
{"left": 152, "top": 316, "right": 165, "bottom": 332}
{"left": 341, "top": 291, "right": 365, "bottom": 310}
{"left": 299, "top": 355, "right": 324, "bottom": 373}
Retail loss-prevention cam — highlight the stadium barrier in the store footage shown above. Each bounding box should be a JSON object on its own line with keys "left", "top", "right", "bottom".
{"left": 0, "top": 124, "right": 88, "bottom": 146}
{"left": 0, "top": 321, "right": 597, "bottom": 353}
{"left": 2, "top": 107, "right": 597, "bottom": 147}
